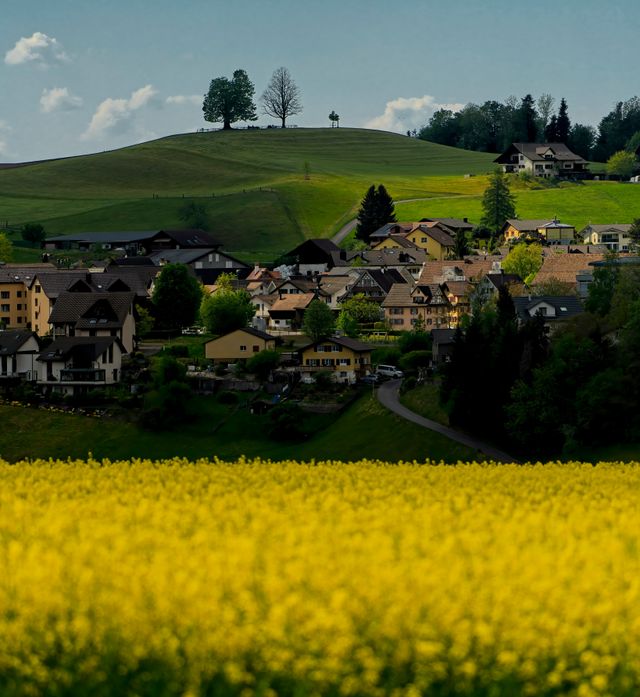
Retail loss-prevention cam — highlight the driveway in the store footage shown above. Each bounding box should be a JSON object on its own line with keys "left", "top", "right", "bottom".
{"left": 377, "top": 379, "right": 518, "bottom": 463}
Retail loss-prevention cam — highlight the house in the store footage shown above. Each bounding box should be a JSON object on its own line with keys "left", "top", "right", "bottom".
{"left": 370, "top": 222, "right": 455, "bottom": 260}
{"left": 581, "top": 224, "right": 634, "bottom": 252}
{"left": 36, "top": 336, "right": 126, "bottom": 395}
{"left": 495, "top": 143, "right": 589, "bottom": 179}
{"left": 502, "top": 219, "right": 576, "bottom": 244}
{"left": 149, "top": 248, "right": 250, "bottom": 275}
{"left": 48, "top": 292, "right": 137, "bottom": 353}
{"left": 431, "top": 328, "right": 456, "bottom": 366}
{"left": 512, "top": 296, "right": 584, "bottom": 330}
{"left": 0, "top": 263, "right": 55, "bottom": 329}
{"left": 441, "top": 280, "right": 473, "bottom": 326}
{"left": 532, "top": 251, "right": 605, "bottom": 296}
{"left": 204, "top": 327, "right": 277, "bottom": 363}
{"left": 298, "top": 336, "right": 373, "bottom": 384}
{"left": 381, "top": 283, "right": 450, "bottom": 329}
{"left": 420, "top": 218, "right": 474, "bottom": 236}
{"left": 44, "top": 229, "right": 220, "bottom": 255}
{"left": 475, "top": 272, "right": 525, "bottom": 304}
{"left": 417, "top": 258, "right": 496, "bottom": 286}
{"left": 268, "top": 292, "right": 318, "bottom": 331}
{"left": 281, "top": 239, "right": 341, "bottom": 275}
{"left": 0, "top": 330, "right": 39, "bottom": 381}
{"left": 330, "top": 248, "right": 427, "bottom": 280}
{"left": 338, "top": 268, "right": 407, "bottom": 304}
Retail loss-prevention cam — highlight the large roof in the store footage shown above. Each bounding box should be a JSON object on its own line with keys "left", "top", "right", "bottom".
{"left": 48, "top": 292, "right": 135, "bottom": 328}
{"left": 37, "top": 336, "right": 124, "bottom": 362}
{"left": 533, "top": 252, "right": 605, "bottom": 285}
{"left": 513, "top": 296, "right": 584, "bottom": 322}
{"left": 495, "top": 142, "right": 587, "bottom": 164}
{"left": 299, "top": 335, "right": 373, "bottom": 352}
{"left": 46, "top": 228, "right": 219, "bottom": 249}
{"left": 0, "top": 263, "right": 56, "bottom": 285}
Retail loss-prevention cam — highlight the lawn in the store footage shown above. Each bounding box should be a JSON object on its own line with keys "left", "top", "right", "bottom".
{"left": 0, "top": 391, "right": 479, "bottom": 463}
{"left": 399, "top": 382, "right": 450, "bottom": 425}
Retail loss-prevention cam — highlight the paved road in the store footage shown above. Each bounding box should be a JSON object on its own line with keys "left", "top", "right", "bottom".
{"left": 377, "top": 379, "right": 518, "bottom": 463}
{"left": 331, "top": 219, "right": 357, "bottom": 245}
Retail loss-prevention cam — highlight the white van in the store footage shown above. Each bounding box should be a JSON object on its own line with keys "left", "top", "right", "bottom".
{"left": 375, "top": 364, "right": 404, "bottom": 379}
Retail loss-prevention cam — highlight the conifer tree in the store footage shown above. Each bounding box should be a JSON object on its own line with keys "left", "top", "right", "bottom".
{"left": 557, "top": 98, "right": 571, "bottom": 142}
{"left": 480, "top": 169, "right": 517, "bottom": 237}
{"left": 355, "top": 185, "right": 396, "bottom": 243}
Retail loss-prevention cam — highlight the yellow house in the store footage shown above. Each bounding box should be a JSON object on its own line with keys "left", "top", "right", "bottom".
{"left": 403, "top": 223, "right": 455, "bottom": 260}
{"left": 299, "top": 336, "right": 372, "bottom": 384}
{"left": 0, "top": 264, "right": 55, "bottom": 329}
{"left": 205, "top": 327, "right": 277, "bottom": 363}
{"left": 502, "top": 219, "right": 576, "bottom": 243}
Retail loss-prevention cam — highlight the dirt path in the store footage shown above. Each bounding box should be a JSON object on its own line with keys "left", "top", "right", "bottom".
{"left": 377, "top": 379, "right": 518, "bottom": 463}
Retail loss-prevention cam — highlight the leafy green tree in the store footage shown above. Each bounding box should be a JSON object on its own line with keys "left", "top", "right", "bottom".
{"left": 568, "top": 123, "right": 596, "bottom": 159}
{"left": 355, "top": 184, "right": 396, "bottom": 243}
{"left": 397, "top": 327, "right": 431, "bottom": 354}
{"left": 0, "top": 233, "right": 13, "bottom": 262}
{"left": 336, "top": 311, "right": 359, "bottom": 338}
{"left": 338, "top": 294, "right": 381, "bottom": 325}
{"left": 606, "top": 150, "right": 638, "bottom": 179}
{"left": 629, "top": 218, "right": 640, "bottom": 251}
{"left": 152, "top": 264, "right": 203, "bottom": 330}
{"left": 203, "top": 69, "right": 257, "bottom": 130}
{"left": 260, "top": 67, "right": 302, "bottom": 128}
{"left": 480, "top": 169, "right": 517, "bottom": 236}
{"left": 178, "top": 201, "right": 209, "bottom": 230}
{"left": 626, "top": 130, "right": 640, "bottom": 154}
{"left": 302, "top": 300, "right": 335, "bottom": 341}
{"left": 246, "top": 350, "right": 280, "bottom": 381}
{"left": 501, "top": 242, "right": 543, "bottom": 285}
{"left": 21, "top": 223, "right": 46, "bottom": 245}
{"left": 200, "top": 285, "right": 255, "bottom": 336}
{"left": 135, "top": 306, "right": 154, "bottom": 338}
{"left": 585, "top": 252, "right": 619, "bottom": 316}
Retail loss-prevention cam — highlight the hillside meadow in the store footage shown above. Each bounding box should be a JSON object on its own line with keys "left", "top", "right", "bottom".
{"left": 2, "top": 459, "right": 640, "bottom": 696}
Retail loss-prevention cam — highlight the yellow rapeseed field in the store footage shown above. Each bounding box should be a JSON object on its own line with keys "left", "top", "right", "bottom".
{"left": 1, "top": 458, "right": 639, "bottom": 696}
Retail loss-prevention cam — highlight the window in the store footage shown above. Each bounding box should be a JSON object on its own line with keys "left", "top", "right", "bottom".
{"left": 252, "top": 345, "right": 259, "bottom": 353}
{"left": 410, "top": 308, "right": 419, "bottom": 315}
{"left": 17, "top": 317, "right": 23, "bottom": 324}
{"left": 240, "top": 345, "right": 247, "bottom": 351}
{"left": 306, "top": 359, "right": 319, "bottom": 367}
{"left": 16, "top": 291, "right": 23, "bottom": 298}
{"left": 338, "top": 358, "right": 351, "bottom": 366}
{"left": 0, "top": 305, "right": 9, "bottom": 313}
{"left": 421, "top": 237, "right": 428, "bottom": 243}
{"left": 35, "top": 285, "right": 41, "bottom": 293}
{"left": 390, "top": 308, "right": 403, "bottom": 315}
{"left": 0, "top": 291, "right": 9, "bottom": 299}
{"left": 331, "top": 345, "right": 342, "bottom": 352}
{"left": 391, "top": 318, "right": 403, "bottom": 326}
{"left": 321, "top": 358, "right": 334, "bottom": 367}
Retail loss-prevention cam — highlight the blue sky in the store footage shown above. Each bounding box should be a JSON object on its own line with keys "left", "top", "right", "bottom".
{"left": 1, "top": 0, "right": 638, "bottom": 161}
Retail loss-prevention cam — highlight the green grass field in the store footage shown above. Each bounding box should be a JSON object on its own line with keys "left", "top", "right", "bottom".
{"left": 0, "top": 392, "right": 479, "bottom": 463}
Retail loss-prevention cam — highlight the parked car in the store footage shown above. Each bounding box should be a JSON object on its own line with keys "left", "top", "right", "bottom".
{"left": 375, "top": 364, "right": 404, "bottom": 379}
{"left": 360, "top": 374, "right": 380, "bottom": 385}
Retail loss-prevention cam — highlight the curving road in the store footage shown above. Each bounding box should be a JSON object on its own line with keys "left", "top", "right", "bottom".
{"left": 377, "top": 379, "right": 518, "bottom": 463}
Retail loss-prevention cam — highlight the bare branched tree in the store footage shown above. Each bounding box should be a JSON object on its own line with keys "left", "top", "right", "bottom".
{"left": 261, "top": 67, "right": 303, "bottom": 128}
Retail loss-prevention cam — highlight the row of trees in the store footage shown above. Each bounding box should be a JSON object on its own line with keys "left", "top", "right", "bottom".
{"left": 441, "top": 256, "right": 640, "bottom": 457}
{"left": 203, "top": 67, "right": 302, "bottom": 129}
{"left": 418, "top": 93, "right": 640, "bottom": 162}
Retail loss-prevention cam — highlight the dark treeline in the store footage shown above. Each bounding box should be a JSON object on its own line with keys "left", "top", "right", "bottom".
{"left": 441, "top": 257, "right": 640, "bottom": 459}
{"left": 418, "top": 94, "right": 640, "bottom": 162}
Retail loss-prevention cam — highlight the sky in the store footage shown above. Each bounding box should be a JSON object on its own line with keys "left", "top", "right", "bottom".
{"left": 1, "top": 0, "right": 638, "bottom": 162}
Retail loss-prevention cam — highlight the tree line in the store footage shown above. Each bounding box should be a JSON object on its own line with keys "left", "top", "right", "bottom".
{"left": 441, "top": 256, "right": 640, "bottom": 459}
{"left": 418, "top": 94, "right": 640, "bottom": 162}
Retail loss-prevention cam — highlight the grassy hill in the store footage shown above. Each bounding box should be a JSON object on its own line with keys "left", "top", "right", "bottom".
{"left": 0, "top": 128, "right": 494, "bottom": 261}
{"left": 4, "top": 128, "right": 640, "bottom": 264}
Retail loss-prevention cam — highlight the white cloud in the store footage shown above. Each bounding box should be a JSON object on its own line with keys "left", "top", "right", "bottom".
{"left": 364, "top": 95, "right": 464, "bottom": 133}
{"left": 5, "top": 32, "right": 68, "bottom": 66}
{"left": 166, "top": 94, "right": 201, "bottom": 106}
{"left": 40, "top": 87, "right": 83, "bottom": 113}
{"left": 82, "top": 84, "right": 159, "bottom": 140}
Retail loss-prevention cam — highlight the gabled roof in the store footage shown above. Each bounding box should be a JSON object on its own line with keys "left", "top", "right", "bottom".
{"left": 352, "top": 268, "right": 407, "bottom": 294}
{"left": 421, "top": 218, "right": 474, "bottom": 231}
{"left": 37, "top": 336, "right": 125, "bottom": 362}
{"left": 414, "top": 224, "right": 455, "bottom": 247}
{"left": 269, "top": 293, "right": 316, "bottom": 312}
{"left": 0, "top": 330, "right": 38, "bottom": 355}
{"left": 504, "top": 219, "right": 558, "bottom": 233}
{"left": 418, "top": 258, "right": 494, "bottom": 285}
{"left": 284, "top": 238, "right": 341, "bottom": 263}
{"left": 205, "top": 326, "right": 276, "bottom": 344}
{"left": 581, "top": 223, "right": 633, "bottom": 234}
{"left": 49, "top": 292, "right": 135, "bottom": 328}
{"left": 513, "top": 296, "right": 584, "bottom": 322}
{"left": 533, "top": 252, "right": 605, "bottom": 285}
{"left": 155, "top": 229, "right": 219, "bottom": 248}
{"left": 0, "top": 263, "right": 56, "bottom": 284}
{"left": 495, "top": 142, "right": 587, "bottom": 164}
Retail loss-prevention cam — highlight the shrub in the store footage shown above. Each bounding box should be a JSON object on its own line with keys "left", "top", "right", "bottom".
{"left": 163, "top": 344, "right": 189, "bottom": 358}
{"left": 267, "top": 402, "right": 305, "bottom": 440}
{"left": 399, "top": 350, "right": 432, "bottom": 373}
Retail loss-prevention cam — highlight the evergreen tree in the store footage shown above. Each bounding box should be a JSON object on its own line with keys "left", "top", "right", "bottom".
{"left": 355, "top": 184, "right": 396, "bottom": 243}
{"left": 557, "top": 98, "right": 571, "bottom": 142}
{"left": 480, "top": 169, "right": 517, "bottom": 236}
{"left": 544, "top": 115, "right": 559, "bottom": 142}
{"left": 517, "top": 94, "right": 538, "bottom": 141}
{"left": 452, "top": 228, "right": 471, "bottom": 259}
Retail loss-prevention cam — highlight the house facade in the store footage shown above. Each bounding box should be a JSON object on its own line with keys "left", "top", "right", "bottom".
{"left": 204, "top": 327, "right": 277, "bottom": 363}
{"left": 381, "top": 283, "right": 451, "bottom": 330}
{"left": 495, "top": 143, "right": 589, "bottom": 179}
{"left": 0, "top": 330, "right": 39, "bottom": 381}
{"left": 502, "top": 219, "right": 576, "bottom": 244}
{"left": 298, "top": 336, "right": 372, "bottom": 384}
{"left": 581, "top": 224, "right": 633, "bottom": 252}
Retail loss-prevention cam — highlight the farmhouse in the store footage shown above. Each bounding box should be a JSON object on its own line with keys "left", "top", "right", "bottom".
{"left": 495, "top": 143, "right": 589, "bottom": 179}
{"left": 298, "top": 336, "right": 373, "bottom": 384}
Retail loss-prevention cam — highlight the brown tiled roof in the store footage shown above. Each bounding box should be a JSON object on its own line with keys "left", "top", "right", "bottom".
{"left": 269, "top": 293, "right": 316, "bottom": 311}
{"left": 49, "top": 292, "right": 135, "bottom": 328}
{"left": 443, "top": 280, "right": 473, "bottom": 296}
{"left": 381, "top": 283, "right": 413, "bottom": 307}
{"left": 533, "top": 252, "right": 605, "bottom": 285}
{"left": 418, "top": 258, "right": 494, "bottom": 285}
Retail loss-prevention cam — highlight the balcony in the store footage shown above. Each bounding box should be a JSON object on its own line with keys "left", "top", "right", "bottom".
{"left": 60, "top": 368, "right": 106, "bottom": 383}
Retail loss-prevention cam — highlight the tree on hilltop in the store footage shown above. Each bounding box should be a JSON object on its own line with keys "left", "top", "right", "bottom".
{"left": 261, "top": 67, "right": 302, "bottom": 128}
{"left": 203, "top": 69, "right": 257, "bottom": 130}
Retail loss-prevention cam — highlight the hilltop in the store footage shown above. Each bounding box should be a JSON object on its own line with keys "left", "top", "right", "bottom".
{"left": 3, "top": 128, "right": 640, "bottom": 264}
{"left": 0, "top": 128, "right": 494, "bottom": 261}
